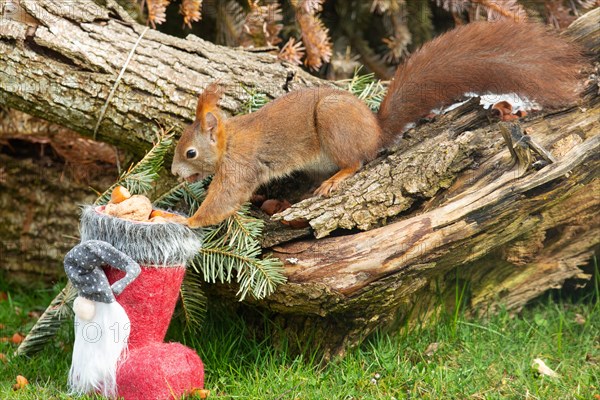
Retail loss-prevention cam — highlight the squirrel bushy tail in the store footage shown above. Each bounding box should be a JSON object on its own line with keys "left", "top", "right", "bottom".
{"left": 377, "top": 20, "right": 585, "bottom": 146}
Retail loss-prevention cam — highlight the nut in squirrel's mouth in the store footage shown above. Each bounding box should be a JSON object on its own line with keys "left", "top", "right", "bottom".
{"left": 185, "top": 174, "right": 201, "bottom": 183}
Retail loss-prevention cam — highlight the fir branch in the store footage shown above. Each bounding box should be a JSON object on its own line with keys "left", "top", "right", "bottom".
{"left": 16, "top": 282, "right": 77, "bottom": 356}
{"left": 193, "top": 246, "right": 250, "bottom": 283}
{"left": 381, "top": 3, "right": 412, "bottom": 64}
{"left": 472, "top": 0, "right": 527, "bottom": 21}
{"left": 297, "top": 12, "right": 332, "bottom": 71}
{"left": 155, "top": 178, "right": 286, "bottom": 301}
{"left": 193, "top": 245, "right": 285, "bottom": 301}
{"left": 95, "top": 132, "right": 174, "bottom": 205}
{"left": 153, "top": 179, "right": 207, "bottom": 213}
{"left": 223, "top": 205, "right": 264, "bottom": 248}
{"left": 236, "top": 254, "right": 287, "bottom": 301}
{"left": 189, "top": 204, "right": 286, "bottom": 301}
{"left": 435, "top": 0, "right": 527, "bottom": 22}
{"left": 295, "top": 0, "right": 325, "bottom": 15}
{"left": 238, "top": 86, "right": 269, "bottom": 115}
{"left": 179, "top": 269, "right": 207, "bottom": 333}
{"left": 279, "top": 37, "right": 306, "bottom": 66}
{"left": 435, "top": 0, "right": 470, "bottom": 14}
{"left": 240, "top": 1, "right": 283, "bottom": 47}
{"left": 342, "top": 67, "right": 387, "bottom": 111}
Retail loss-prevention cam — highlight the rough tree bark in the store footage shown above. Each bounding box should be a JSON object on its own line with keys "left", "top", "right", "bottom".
{"left": 1, "top": 1, "right": 599, "bottom": 358}
{"left": 0, "top": 0, "right": 322, "bottom": 278}
{"left": 0, "top": 0, "right": 324, "bottom": 155}
{"left": 0, "top": 108, "right": 118, "bottom": 281}
{"left": 227, "top": 88, "right": 599, "bottom": 359}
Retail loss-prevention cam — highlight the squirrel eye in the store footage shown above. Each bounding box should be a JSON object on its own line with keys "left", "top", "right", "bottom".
{"left": 186, "top": 149, "right": 197, "bottom": 159}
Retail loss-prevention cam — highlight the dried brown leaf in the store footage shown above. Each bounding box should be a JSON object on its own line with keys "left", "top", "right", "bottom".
{"left": 11, "top": 332, "right": 24, "bottom": 344}
{"left": 13, "top": 375, "right": 28, "bottom": 391}
{"left": 191, "top": 388, "right": 210, "bottom": 398}
{"left": 296, "top": 0, "right": 324, "bottom": 15}
{"left": 473, "top": 0, "right": 527, "bottom": 22}
{"left": 424, "top": 342, "right": 440, "bottom": 357}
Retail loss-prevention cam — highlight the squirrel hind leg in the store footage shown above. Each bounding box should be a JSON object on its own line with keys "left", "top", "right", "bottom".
{"left": 314, "top": 161, "right": 361, "bottom": 197}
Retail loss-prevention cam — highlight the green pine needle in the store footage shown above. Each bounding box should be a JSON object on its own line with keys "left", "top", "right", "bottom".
{"left": 179, "top": 270, "right": 208, "bottom": 334}
{"left": 153, "top": 179, "right": 208, "bottom": 213}
{"left": 222, "top": 205, "right": 264, "bottom": 249}
{"left": 16, "top": 282, "right": 77, "bottom": 356}
{"left": 190, "top": 204, "right": 286, "bottom": 301}
{"left": 236, "top": 254, "right": 287, "bottom": 301}
{"left": 154, "top": 182, "right": 286, "bottom": 301}
{"left": 238, "top": 85, "right": 269, "bottom": 115}
{"left": 342, "top": 67, "right": 387, "bottom": 111}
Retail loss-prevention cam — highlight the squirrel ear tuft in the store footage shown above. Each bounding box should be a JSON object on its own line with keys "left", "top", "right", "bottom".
{"left": 196, "top": 82, "right": 223, "bottom": 120}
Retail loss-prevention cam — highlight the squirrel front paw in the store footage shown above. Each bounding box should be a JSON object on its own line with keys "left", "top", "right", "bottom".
{"left": 186, "top": 217, "right": 204, "bottom": 229}
{"left": 187, "top": 204, "right": 241, "bottom": 227}
{"left": 186, "top": 214, "right": 220, "bottom": 228}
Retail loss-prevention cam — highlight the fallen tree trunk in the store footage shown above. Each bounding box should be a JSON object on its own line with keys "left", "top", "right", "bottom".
{"left": 210, "top": 85, "right": 599, "bottom": 359}
{"left": 234, "top": 10, "right": 599, "bottom": 358}
{"left": 0, "top": 0, "right": 324, "bottom": 156}
{"left": 232, "top": 11, "right": 600, "bottom": 359}
{"left": 0, "top": 0, "right": 321, "bottom": 278}
{"left": 2, "top": 0, "right": 599, "bottom": 360}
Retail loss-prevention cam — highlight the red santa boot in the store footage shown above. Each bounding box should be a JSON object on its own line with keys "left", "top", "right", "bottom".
{"left": 105, "top": 266, "right": 203, "bottom": 400}
{"left": 67, "top": 205, "right": 204, "bottom": 400}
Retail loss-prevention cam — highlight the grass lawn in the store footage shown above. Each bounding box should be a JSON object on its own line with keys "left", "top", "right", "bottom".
{"left": 1, "top": 272, "right": 598, "bottom": 400}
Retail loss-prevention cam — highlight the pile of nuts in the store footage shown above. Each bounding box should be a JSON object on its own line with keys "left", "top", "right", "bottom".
{"left": 102, "top": 186, "right": 187, "bottom": 224}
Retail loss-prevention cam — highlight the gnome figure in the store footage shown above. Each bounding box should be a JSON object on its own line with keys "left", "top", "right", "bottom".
{"left": 65, "top": 199, "right": 204, "bottom": 400}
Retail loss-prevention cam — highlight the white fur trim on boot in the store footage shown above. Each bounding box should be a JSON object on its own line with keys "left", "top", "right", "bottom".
{"left": 68, "top": 301, "right": 130, "bottom": 398}
{"left": 80, "top": 205, "right": 202, "bottom": 266}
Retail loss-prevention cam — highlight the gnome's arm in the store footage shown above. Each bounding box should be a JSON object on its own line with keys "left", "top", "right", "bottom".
{"left": 64, "top": 240, "right": 141, "bottom": 303}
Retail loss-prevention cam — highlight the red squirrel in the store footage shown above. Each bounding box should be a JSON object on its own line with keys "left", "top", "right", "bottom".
{"left": 171, "top": 20, "right": 584, "bottom": 228}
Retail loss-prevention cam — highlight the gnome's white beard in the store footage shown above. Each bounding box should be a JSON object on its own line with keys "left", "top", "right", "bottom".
{"left": 68, "top": 300, "right": 130, "bottom": 398}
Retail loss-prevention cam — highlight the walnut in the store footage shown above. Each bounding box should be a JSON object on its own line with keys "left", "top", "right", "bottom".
{"left": 104, "top": 195, "right": 153, "bottom": 222}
